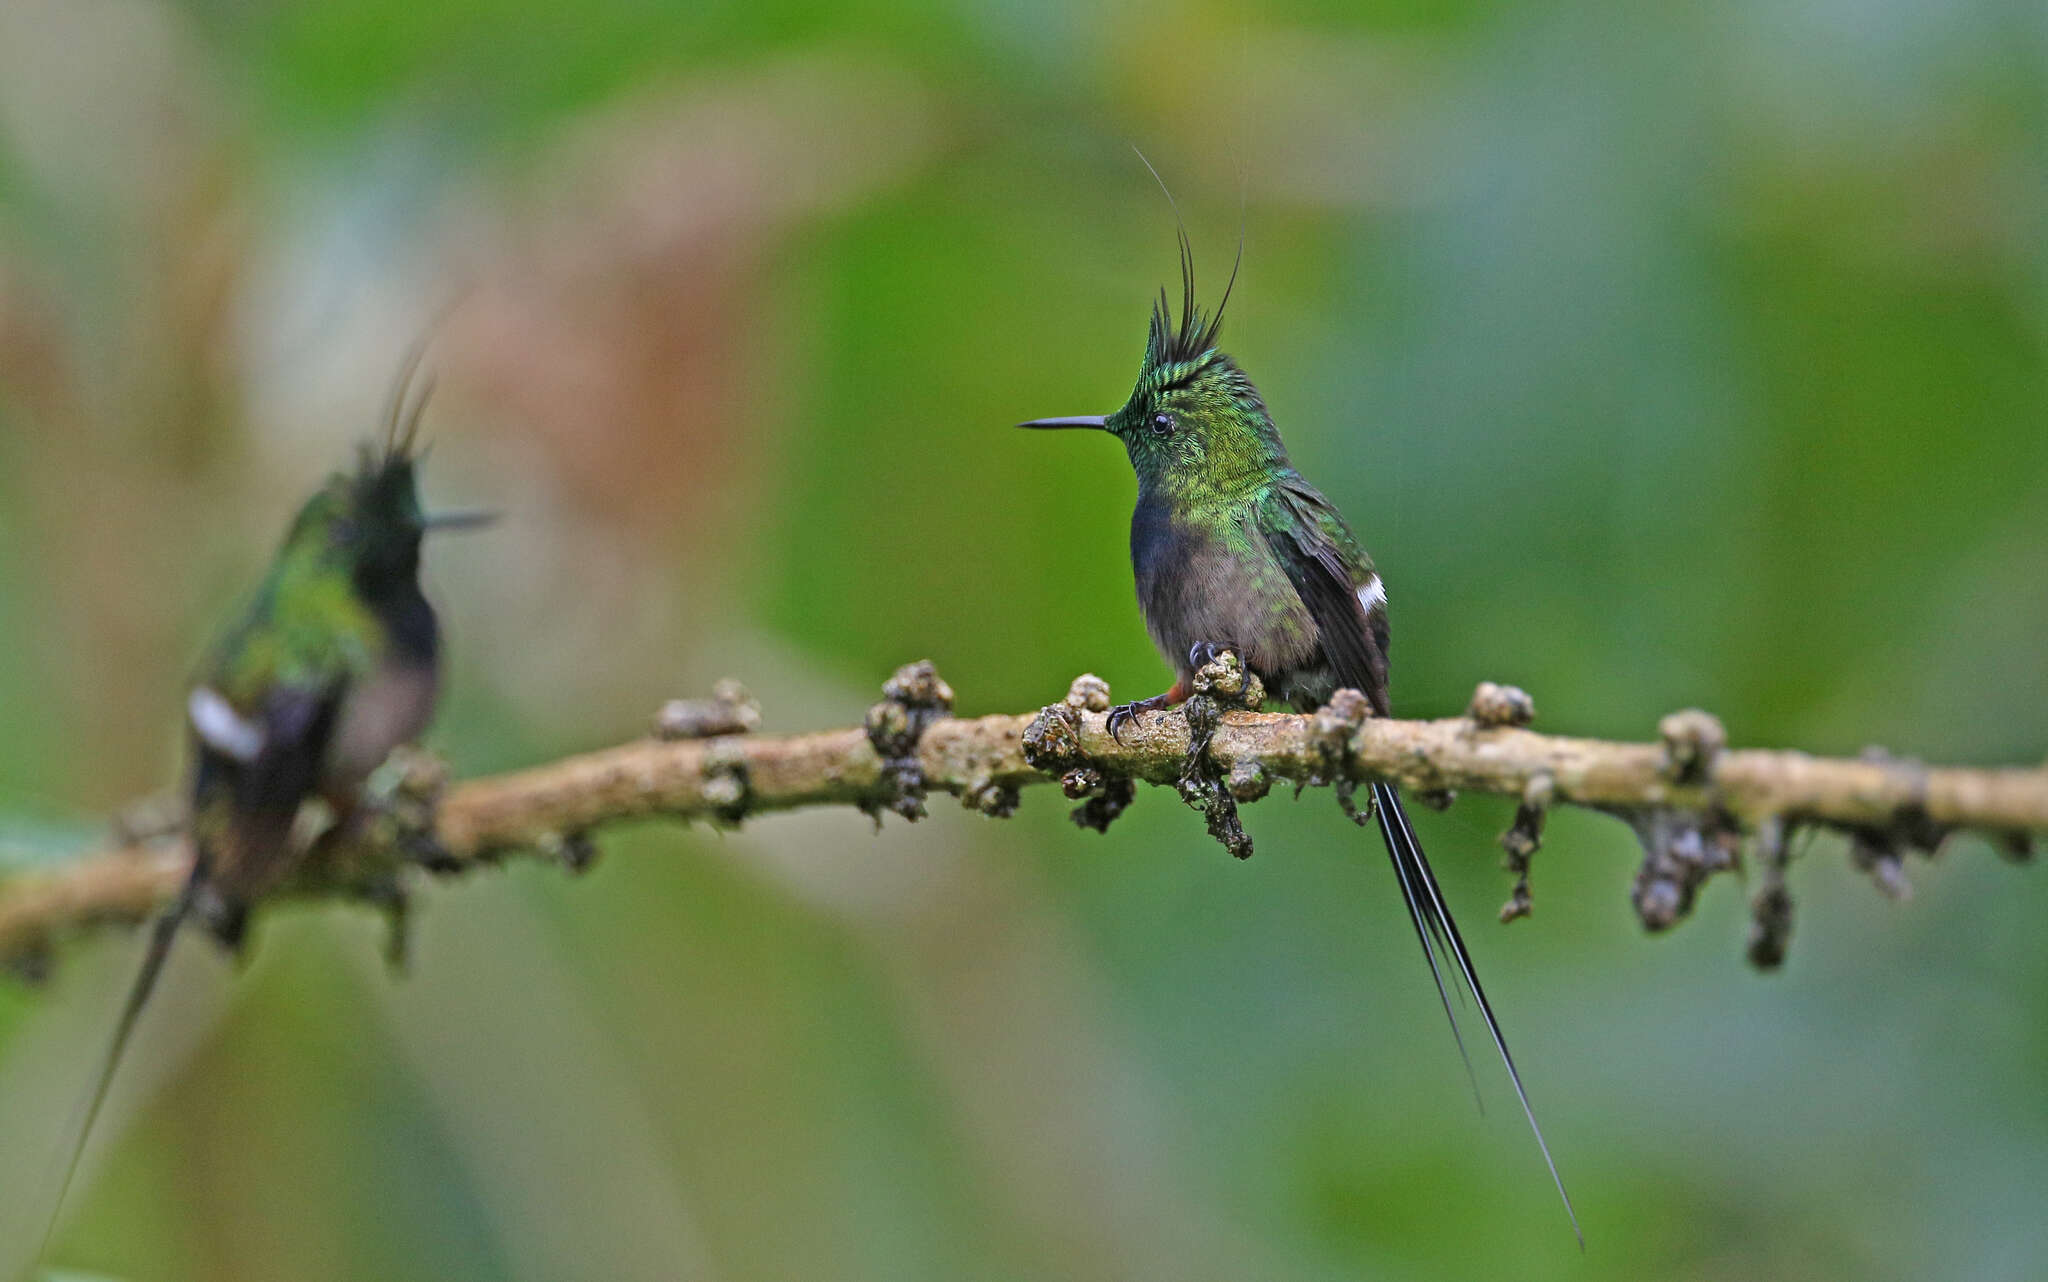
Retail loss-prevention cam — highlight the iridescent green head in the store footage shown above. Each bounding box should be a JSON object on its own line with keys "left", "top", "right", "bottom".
{"left": 1021, "top": 235, "right": 1287, "bottom": 502}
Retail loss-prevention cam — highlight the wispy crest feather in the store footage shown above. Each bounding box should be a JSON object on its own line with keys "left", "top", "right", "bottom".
{"left": 1133, "top": 148, "right": 1243, "bottom": 374}
{"left": 376, "top": 338, "right": 436, "bottom": 469}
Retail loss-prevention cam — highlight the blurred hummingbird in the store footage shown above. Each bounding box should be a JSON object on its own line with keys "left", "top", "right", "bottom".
{"left": 36, "top": 359, "right": 488, "bottom": 1260}
{"left": 1020, "top": 229, "right": 1580, "bottom": 1242}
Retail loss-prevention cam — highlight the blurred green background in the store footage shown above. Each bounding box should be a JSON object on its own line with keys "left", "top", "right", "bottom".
{"left": 0, "top": 0, "right": 2045, "bottom": 1278}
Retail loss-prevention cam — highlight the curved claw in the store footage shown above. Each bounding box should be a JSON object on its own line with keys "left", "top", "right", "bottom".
{"left": 1107, "top": 691, "right": 1177, "bottom": 745}
{"left": 1107, "top": 704, "right": 1138, "bottom": 744}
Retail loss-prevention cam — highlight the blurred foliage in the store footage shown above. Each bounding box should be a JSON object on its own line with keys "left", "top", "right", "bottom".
{"left": 0, "top": 0, "right": 2045, "bottom": 1279}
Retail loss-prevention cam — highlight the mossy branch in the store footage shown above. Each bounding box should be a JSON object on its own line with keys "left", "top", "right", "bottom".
{"left": 0, "top": 662, "right": 2039, "bottom": 976}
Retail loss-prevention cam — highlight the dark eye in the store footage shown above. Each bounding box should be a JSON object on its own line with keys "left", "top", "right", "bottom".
{"left": 1151, "top": 412, "right": 1176, "bottom": 437}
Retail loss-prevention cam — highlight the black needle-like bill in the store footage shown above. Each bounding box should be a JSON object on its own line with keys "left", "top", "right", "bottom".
{"left": 1016, "top": 416, "right": 1108, "bottom": 430}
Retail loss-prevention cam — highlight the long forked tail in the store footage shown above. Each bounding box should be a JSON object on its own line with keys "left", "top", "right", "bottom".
{"left": 1370, "top": 781, "right": 1582, "bottom": 1247}
{"left": 32, "top": 885, "right": 193, "bottom": 1268}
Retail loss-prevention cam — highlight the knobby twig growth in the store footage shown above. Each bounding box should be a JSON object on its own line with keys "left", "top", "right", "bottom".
{"left": 0, "top": 660, "right": 2040, "bottom": 977}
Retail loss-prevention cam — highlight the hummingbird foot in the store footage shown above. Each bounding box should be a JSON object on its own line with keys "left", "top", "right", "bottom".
{"left": 355, "top": 748, "right": 463, "bottom": 874}
{"left": 1106, "top": 686, "right": 1184, "bottom": 744}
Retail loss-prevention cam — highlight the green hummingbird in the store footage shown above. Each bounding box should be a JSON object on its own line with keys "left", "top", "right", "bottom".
{"left": 37, "top": 361, "right": 488, "bottom": 1260}
{"left": 1021, "top": 231, "right": 1580, "bottom": 1242}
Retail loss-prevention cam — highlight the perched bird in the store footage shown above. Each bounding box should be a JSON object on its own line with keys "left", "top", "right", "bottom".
{"left": 38, "top": 361, "right": 487, "bottom": 1259}
{"left": 181, "top": 377, "right": 474, "bottom": 948}
{"left": 1021, "top": 231, "right": 1580, "bottom": 1242}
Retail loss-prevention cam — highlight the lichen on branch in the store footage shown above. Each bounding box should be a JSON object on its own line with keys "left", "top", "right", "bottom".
{"left": 1, "top": 659, "right": 2041, "bottom": 977}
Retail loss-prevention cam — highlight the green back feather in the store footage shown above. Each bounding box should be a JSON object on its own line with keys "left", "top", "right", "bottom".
{"left": 207, "top": 480, "right": 382, "bottom": 706}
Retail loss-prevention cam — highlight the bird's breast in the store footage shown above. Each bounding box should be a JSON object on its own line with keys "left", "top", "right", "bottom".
{"left": 1131, "top": 498, "right": 1319, "bottom": 684}
{"left": 325, "top": 658, "right": 438, "bottom": 788}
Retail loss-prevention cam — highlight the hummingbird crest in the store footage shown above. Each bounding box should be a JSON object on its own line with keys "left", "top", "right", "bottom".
{"left": 1108, "top": 228, "right": 1284, "bottom": 506}
{"left": 343, "top": 355, "right": 436, "bottom": 593}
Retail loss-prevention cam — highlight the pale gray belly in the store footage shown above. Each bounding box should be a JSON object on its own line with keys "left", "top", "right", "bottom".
{"left": 325, "top": 659, "right": 438, "bottom": 788}
{"left": 1139, "top": 528, "right": 1320, "bottom": 685}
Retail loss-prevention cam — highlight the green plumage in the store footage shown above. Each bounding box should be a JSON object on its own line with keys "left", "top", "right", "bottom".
{"left": 38, "top": 379, "right": 463, "bottom": 1268}
{"left": 1020, "top": 230, "right": 1579, "bottom": 1243}
{"left": 206, "top": 483, "right": 387, "bottom": 709}
{"left": 187, "top": 446, "right": 440, "bottom": 926}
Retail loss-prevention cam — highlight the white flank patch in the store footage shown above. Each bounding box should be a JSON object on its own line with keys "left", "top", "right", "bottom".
{"left": 1356, "top": 574, "right": 1387, "bottom": 615}
{"left": 188, "top": 686, "right": 265, "bottom": 762}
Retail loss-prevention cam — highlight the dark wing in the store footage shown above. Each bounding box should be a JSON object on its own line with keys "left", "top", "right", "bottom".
{"left": 188, "top": 680, "right": 344, "bottom": 908}
{"left": 1261, "top": 477, "right": 1581, "bottom": 1244}
{"left": 1262, "top": 482, "right": 1471, "bottom": 1056}
{"left": 1266, "top": 479, "right": 1389, "bottom": 714}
